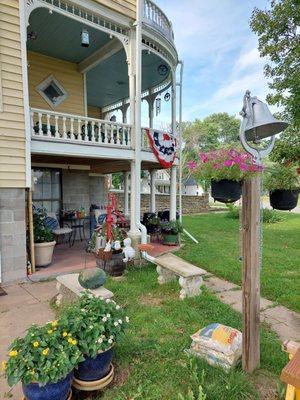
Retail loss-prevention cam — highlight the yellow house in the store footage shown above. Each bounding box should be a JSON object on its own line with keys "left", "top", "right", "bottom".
{"left": 0, "top": 0, "right": 179, "bottom": 282}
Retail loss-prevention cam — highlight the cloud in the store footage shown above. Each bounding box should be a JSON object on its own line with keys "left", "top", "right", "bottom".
{"left": 235, "top": 47, "right": 263, "bottom": 72}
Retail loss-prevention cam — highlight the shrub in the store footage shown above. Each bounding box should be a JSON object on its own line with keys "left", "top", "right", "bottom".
{"left": 226, "top": 204, "right": 284, "bottom": 224}
{"left": 59, "top": 292, "right": 129, "bottom": 358}
{"left": 187, "top": 148, "right": 263, "bottom": 182}
{"left": 264, "top": 164, "right": 299, "bottom": 191}
{"left": 3, "top": 321, "right": 83, "bottom": 386}
{"left": 33, "top": 207, "right": 53, "bottom": 243}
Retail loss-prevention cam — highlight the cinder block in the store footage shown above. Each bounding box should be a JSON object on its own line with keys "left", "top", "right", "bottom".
{"left": 0, "top": 210, "right": 13, "bottom": 223}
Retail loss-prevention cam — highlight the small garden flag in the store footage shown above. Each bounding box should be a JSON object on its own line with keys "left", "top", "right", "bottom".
{"left": 145, "top": 128, "right": 177, "bottom": 168}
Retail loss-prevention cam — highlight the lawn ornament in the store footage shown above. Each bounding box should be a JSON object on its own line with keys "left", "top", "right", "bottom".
{"left": 123, "top": 237, "right": 135, "bottom": 262}
{"left": 104, "top": 241, "right": 111, "bottom": 252}
{"left": 114, "top": 240, "right": 121, "bottom": 251}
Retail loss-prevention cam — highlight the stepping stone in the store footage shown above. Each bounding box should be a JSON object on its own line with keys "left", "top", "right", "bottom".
{"left": 204, "top": 276, "right": 240, "bottom": 293}
{"left": 56, "top": 273, "right": 114, "bottom": 306}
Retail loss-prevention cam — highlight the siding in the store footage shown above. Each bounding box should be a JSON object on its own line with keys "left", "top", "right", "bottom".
{"left": 0, "top": 0, "right": 26, "bottom": 188}
{"left": 92, "top": 0, "right": 136, "bottom": 19}
{"left": 28, "top": 51, "right": 85, "bottom": 116}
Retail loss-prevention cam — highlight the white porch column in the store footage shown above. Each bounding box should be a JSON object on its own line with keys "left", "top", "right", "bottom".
{"left": 150, "top": 170, "right": 156, "bottom": 213}
{"left": 124, "top": 171, "right": 129, "bottom": 217}
{"left": 170, "top": 68, "right": 177, "bottom": 220}
{"left": 170, "top": 165, "right": 177, "bottom": 220}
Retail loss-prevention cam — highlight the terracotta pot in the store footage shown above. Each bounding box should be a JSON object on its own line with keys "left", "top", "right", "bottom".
{"left": 34, "top": 241, "right": 56, "bottom": 267}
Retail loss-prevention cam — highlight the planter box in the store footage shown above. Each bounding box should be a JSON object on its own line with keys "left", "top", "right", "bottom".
{"left": 162, "top": 233, "right": 179, "bottom": 245}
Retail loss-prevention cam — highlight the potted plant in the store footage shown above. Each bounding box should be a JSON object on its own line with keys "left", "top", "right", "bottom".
{"left": 60, "top": 292, "right": 129, "bottom": 388}
{"left": 187, "top": 148, "right": 263, "bottom": 203}
{"left": 146, "top": 215, "right": 161, "bottom": 235}
{"left": 3, "top": 321, "right": 82, "bottom": 400}
{"left": 33, "top": 208, "right": 56, "bottom": 267}
{"left": 264, "top": 164, "right": 299, "bottom": 210}
{"left": 161, "top": 220, "right": 183, "bottom": 245}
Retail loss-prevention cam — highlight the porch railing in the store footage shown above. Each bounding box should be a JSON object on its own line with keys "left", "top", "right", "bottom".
{"left": 30, "top": 108, "right": 132, "bottom": 148}
{"left": 143, "top": 0, "right": 174, "bottom": 43}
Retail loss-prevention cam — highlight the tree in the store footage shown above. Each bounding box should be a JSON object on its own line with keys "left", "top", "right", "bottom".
{"left": 250, "top": 0, "right": 300, "bottom": 126}
{"left": 269, "top": 124, "right": 300, "bottom": 164}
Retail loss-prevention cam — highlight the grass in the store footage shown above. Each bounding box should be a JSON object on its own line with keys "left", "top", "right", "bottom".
{"left": 178, "top": 212, "right": 300, "bottom": 312}
{"left": 94, "top": 265, "right": 287, "bottom": 400}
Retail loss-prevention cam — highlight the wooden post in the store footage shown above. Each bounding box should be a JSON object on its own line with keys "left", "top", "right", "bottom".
{"left": 28, "top": 189, "right": 35, "bottom": 274}
{"left": 242, "top": 175, "right": 261, "bottom": 372}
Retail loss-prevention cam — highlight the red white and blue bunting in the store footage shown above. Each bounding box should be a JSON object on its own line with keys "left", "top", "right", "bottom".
{"left": 145, "top": 128, "right": 177, "bottom": 168}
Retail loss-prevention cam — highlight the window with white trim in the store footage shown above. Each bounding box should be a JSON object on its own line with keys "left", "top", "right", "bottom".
{"left": 36, "top": 75, "right": 68, "bottom": 108}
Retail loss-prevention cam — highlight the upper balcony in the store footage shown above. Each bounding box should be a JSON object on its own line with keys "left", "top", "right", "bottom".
{"left": 143, "top": 0, "right": 174, "bottom": 44}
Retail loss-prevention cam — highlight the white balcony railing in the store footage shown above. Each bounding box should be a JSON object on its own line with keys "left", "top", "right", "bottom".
{"left": 30, "top": 108, "right": 132, "bottom": 148}
{"left": 143, "top": 0, "right": 174, "bottom": 43}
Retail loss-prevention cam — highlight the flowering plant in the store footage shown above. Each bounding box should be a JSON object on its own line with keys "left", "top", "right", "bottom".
{"left": 187, "top": 148, "right": 263, "bottom": 182}
{"left": 264, "top": 163, "right": 299, "bottom": 191}
{"left": 59, "top": 292, "right": 129, "bottom": 358}
{"left": 160, "top": 220, "right": 183, "bottom": 235}
{"left": 3, "top": 321, "right": 83, "bottom": 386}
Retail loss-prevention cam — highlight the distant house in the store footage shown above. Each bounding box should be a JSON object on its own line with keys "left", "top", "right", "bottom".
{"left": 182, "top": 177, "right": 203, "bottom": 196}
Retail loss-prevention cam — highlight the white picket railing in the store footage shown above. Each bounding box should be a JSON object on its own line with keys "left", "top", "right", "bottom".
{"left": 143, "top": 0, "right": 174, "bottom": 42}
{"left": 30, "top": 108, "right": 132, "bottom": 147}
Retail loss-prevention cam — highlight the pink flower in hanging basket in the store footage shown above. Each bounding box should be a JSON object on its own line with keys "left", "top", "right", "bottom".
{"left": 224, "top": 159, "right": 234, "bottom": 167}
{"left": 187, "top": 161, "right": 197, "bottom": 171}
{"left": 199, "top": 153, "right": 209, "bottom": 163}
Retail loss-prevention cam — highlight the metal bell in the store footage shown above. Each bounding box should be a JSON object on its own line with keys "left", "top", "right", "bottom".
{"left": 244, "top": 97, "right": 288, "bottom": 141}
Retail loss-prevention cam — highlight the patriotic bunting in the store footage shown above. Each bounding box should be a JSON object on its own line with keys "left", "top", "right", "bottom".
{"left": 145, "top": 128, "right": 177, "bottom": 168}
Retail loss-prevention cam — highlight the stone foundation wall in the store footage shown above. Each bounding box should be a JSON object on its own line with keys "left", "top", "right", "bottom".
{"left": 0, "top": 189, "right": 27, "bottom": 283}
{"left": 111, "top": 191, "right": 209, "bottom": 215}
{"left": 62, "top": 170, "right": 107, "bottom": 211}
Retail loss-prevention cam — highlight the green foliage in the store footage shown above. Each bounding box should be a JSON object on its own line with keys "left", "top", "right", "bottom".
{"left": 59, "top": 292, "right": 129, "bottom": 358}
{"left": 4, "top": 321, "right": 83, "bottom": 386}
{"left": 160, "top": 220, "right": 183, "bottom": 234}
{"left": 250, "top": 0, "right": 300, "bottom": 125}
{"left": 270, "top": 124, "right": 300, "bottom": 164}
{"left": 225, "top": 204, "right": 285, "bottom": 223}
{"left": 178, "top": 358, "right": 207, "bottom": 400}
{"left": 264, "top": 164, "right": 299, "bottom": 191}
{"left": 33, "top": 208, "right": 53, "bottom": 243}
{"left": 112, "top": 172, "right": 123, "bottom": 189}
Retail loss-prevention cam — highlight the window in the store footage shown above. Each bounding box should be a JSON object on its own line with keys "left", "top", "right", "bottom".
{"left": 36, "top": 75, "right": 68, "bottom": 108}
{"left": 32, "top": 168, "right": 62, "bottom": 215}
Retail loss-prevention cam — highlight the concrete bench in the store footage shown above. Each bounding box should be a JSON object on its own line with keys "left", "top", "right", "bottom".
{"left": 154, "top": 253, "right": 206, "bottom": 299}
{"left": 56, "top": 273, "right": 114, "bottom": 306}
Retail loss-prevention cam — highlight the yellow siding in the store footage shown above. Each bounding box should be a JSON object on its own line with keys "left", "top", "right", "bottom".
{"left": 88, "top": 106, "right": 101, "bottom": 119}
{"left": 0, "top": 0, "right": 26, "bottom": 188}
{"left": 92, "top": 0, "right": 136, "bottom": 19}
{"left": 28, "top": 52, "right": 85, "bottom": 116}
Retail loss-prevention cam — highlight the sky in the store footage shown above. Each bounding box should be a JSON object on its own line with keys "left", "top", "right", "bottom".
{"left": 152, "top": 0, "right": 271, "bottom": 126}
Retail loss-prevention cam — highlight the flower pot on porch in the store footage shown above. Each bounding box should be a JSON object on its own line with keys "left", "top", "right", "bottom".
{"left": 269, "top": 189, "right": 299, "bottom": 211}
{"left": 211, "top": 179, "right": 242, "bottom": 203}
{"left": 34, "top": 241, "right": 56, "bottom": 267}
{"left": 162, "top": 233, "right": 179, "bottom": 245}
{"left": 22, "top": 372, "right": 73, "bottom": 400}
{"left": 74, "top": 347, "right": 113, "bottom": 382}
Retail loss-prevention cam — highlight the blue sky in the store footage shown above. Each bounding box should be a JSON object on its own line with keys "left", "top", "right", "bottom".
{"left": 152, "top": 0, "right": 271, "bottom": 125}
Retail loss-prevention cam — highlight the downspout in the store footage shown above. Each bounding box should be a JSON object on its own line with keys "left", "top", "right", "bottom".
{"left": 177, "top": 60, "right": 184, "bottom": 222}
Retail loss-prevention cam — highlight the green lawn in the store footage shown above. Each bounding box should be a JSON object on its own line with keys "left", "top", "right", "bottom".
{"left": 178, "top": 212, "right": 300, "bottom": 312}
{"left": 97, "top": 266, "right": 287, "bottom": 400}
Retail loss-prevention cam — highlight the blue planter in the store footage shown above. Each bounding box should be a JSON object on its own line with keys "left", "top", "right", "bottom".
{"left": 75, "top": 348, "right": 113, "bottom": 381}
{"left": 22, "top": 372, "right": 73, "bottom": 400}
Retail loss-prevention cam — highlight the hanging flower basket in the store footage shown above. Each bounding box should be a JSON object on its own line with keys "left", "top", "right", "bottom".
{"left": 211, "top": 179, "right": 242, "bottom": 203}
{"left": 269, "top": 189, "right": 299, "bottom": 211}
{"left": 187, "top": 148, "right": 263, "bottom": 204}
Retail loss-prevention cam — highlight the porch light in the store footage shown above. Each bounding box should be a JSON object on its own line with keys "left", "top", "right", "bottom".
{"left": 81, "top": 28, "right": 89, "bottom": 47}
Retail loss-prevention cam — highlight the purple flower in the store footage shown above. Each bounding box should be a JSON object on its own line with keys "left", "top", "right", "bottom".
{"left": 224, "top": 160, "right": 234, "bottom": 167}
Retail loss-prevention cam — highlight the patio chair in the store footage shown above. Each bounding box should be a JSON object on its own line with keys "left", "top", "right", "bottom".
{"left": 44, "top": 213, "right": 73, "bottom": 245}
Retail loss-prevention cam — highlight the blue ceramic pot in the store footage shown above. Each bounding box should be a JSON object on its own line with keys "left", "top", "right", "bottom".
{"left": 22, "top": 372, "right": 73, "bottom": 400}
{"left": 75, "top": 347, "right": 113, "bottom": 381}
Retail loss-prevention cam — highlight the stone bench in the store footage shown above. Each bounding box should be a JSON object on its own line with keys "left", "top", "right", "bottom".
{"left": 154, "top": 253, "right": 206, "bottom": 300}
{"left": 56, "top": 273, "right": 114, "bottom": 306}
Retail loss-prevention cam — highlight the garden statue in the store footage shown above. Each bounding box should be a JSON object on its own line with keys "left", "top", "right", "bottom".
{"left": 114, "top": 240, "right": 121, "bottom": 251}
{"left": 123, "top": 237, "right": 135, "bottom": 262}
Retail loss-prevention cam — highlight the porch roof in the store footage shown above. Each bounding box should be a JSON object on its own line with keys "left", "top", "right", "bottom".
{"left": 27, "top": 7, "right": 171, "bottom": 109}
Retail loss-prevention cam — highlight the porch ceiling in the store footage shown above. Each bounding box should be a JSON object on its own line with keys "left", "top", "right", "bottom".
{"left": 28, "top": 8, "right": 171, "bottom": 109}
{"left": 31, "top": 154, "right": 162, "bottom": 174}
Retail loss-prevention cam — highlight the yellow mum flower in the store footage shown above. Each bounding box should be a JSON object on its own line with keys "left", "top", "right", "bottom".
{"left": 71, "top": 339, "right": 77, "bottom": 346}
{"left": 42, "top": 348, "right": 49, "bottom": 356}
{"left": 68, "top": 333, "right": 72, "bottom": 337}
{"left": 8, "top": 350, "right": 18, "bottom": 357}
{"left": 67, "top": 338, "right": 73, "bottom": 344}
{"left": 47, "top": 330, "right": 53, "bottom": 334}
{"left": 1, "top": 361, "right": 7, "bottom": 371}
{"left": 62, "top": 332, "right": 68, "bottom": 337}
{"left": 33, "top": 341, "right": 39, "bottom": 348}
{"left": 51, "top": 320, "right": 58, "bottom": 327}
